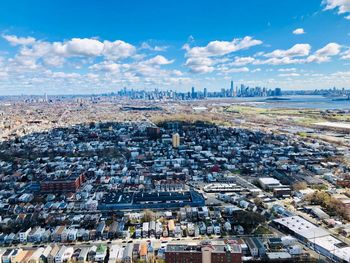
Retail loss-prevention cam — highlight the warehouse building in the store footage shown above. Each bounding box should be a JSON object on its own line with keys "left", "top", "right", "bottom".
{"left": 273, "top": 216, "right": 350, "bottom": 262}
{"left": 98, "top": 191, "right": 205, "bottom": 210}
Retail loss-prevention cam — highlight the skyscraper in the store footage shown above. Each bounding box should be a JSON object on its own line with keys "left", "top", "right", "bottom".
{"left": 172, "top": 133, "right": 180, "bottom": 148}
{"left": 240, "top": 84, "right": 245, "bottom": 97}
{"left": 191, "top": 87, "right": 195, "bottom": 99}
{"left": 230, "top": 81, "right": 234, "bottom": 97}
{"left": 203, "top": 87, "right": 207, "bottom": 98}
{"left": 219, "top": 88, "right": 223, "bottom": 97}
{"left": 274, "top": 88, "right": 282, "bottom": 96}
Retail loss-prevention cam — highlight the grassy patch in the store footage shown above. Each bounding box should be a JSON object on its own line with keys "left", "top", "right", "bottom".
{"left": 253, "top": 225, "right": 273, "bottom": 235}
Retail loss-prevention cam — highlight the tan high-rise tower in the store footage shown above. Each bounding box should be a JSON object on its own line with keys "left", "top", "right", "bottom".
{"left": 172, "top": 133, "right": 180, "bottom": 148}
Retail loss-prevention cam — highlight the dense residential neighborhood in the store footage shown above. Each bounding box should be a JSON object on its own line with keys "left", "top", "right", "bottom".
{"left": 0, "top": 120, "right": 349, "bottom": 262}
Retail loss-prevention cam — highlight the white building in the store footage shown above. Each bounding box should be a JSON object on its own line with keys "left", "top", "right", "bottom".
{"left": 142, "top": 222, "right": 149, "bottom": 238}
{"left": 258, "top": 177, "right": 281, "bottom": 190}
{"left": 19, "top": 228, "right": 31, "bottom": 243}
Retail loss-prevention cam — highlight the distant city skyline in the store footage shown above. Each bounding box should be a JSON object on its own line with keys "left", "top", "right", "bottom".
{"left": 0, "top": 0, "right": 350, "bottom": 95}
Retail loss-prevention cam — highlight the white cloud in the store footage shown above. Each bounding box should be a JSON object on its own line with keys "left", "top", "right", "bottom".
{"left": 229, "top": 56, "right": 256, "bottom": 66}
{"left": 102, "top": 40, "right": 136, "bottom": 60}
{"left": 255, "top": 57, "right": 302, "bottom": 65}
{"left": 184, "top": 57, "right": 215, "bottom": 73}
{"left": 88, "top": 54, "right": 177, "bottom": 86}
{"left": 185, "top": 36, "right": 262, "bottom": 58}
{"left": 2, "top": 35, "right": 36, "bottom": 46}
{"left": 182, "top": 43, "right": 191, "bottom": 52}
{"left": 144, "top": 55, "right": 174, "bottom": 65}
{"left": 225, "top": 67, "right": 250, "bottom": 73}
{"left": 303, "top": 42, "right": 342, "bottom": 63}
{"left": 64, "top": 38, "right": 104, "bottom": 56}
{"left": 141, "top": 42, "right": 153, "bottom": 50}
{"left": 89, "top": 61, "right": 121, "bottom": 72}
{"left": 184, "top": 36, "right": 262, "bottom": 73}
{"left": 1, "top": 33, "right": 349, "bottom": 94}
{"left": 3, "top": 35, "right": 137, "bottom": 65}
{"left": 306, "top": 55, "right": 331, "bottom": 63}
{"left": 279, "top": 73, "right": 300, "bottom": 77}
{"left": 0, "top": 34, "right": 189, "bottom": 94}
{"left": 323, "top": 0, "right": 350, "bottom": 19}
{"left": 187, "top": 65, "right": 214, "bottom": 74}
{"left": 341, "top": 48, "right": 350, "bottom": 59}
{"left": 19, "top": 42, "right": 52, "bottom": 58}
{"left": 12, "top": 56, "right": 38, "bottom": 69}
{"left": 204, "top": 42, "right": 342, "bottom": 69}
{"left": 43, "top": 56, "right": 65, "bottom": 67}
{"left": 264, "top": 44, "right": 311, "bottom": 58}
{"left": 315, "top": 42, "right": 341, "bottom": 56}
{"left": 51, "top": 38, "right": 136, "bottom": 59}
{"left": 293, "top": 28, "right": 306, "bottom": 35}
{"left": 154, "top": 46, "right": 168, "bottom": 52}
{"left": 51, "top": 71, "right": 81, "bottom": 79}
{"left": 332, "top": 71, "right": 350, "bottom": 77}
{"left": 252, "top": 43, "right": 341, "bottom": 65}
{"left": 141, "top": 42, "right": 168, "bottom": 52}
{"left": 0, "top": 71, "right": 8, "bottom": 78}
{"left": 172, "top": 70, "right": 183, "bottom": 76}
{"left": 278, "top": 68, "right": 297, "bottom": 72}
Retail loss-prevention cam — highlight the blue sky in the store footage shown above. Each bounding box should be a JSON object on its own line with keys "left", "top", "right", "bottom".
{"left": 0, "top": 0, "right": 350, "bottom": 95}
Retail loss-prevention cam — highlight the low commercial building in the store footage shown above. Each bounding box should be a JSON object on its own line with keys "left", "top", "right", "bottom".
{"left": 273, "top": 216, "right": 350, "bottom": 262}
{"left": 266, "top": 252, "right": 292, "bottom": 262}
{"left": 273, "top": 187, "right": 291, "bottom": 197}
{"left": 98, "top": 191, "right": 205, "bottom": 210}
{"left": 273, "top": 216, "right": 329, "bottom": 243}
{"left": 313, "top": 235, "right": 350, "bottom": 263}
{"left": 258, "top": 178, "right": 281, "bottom": 190}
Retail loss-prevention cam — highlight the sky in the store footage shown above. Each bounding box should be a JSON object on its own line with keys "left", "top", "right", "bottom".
{"left": 0, "top": 0, "right": 350, "bottom": 95}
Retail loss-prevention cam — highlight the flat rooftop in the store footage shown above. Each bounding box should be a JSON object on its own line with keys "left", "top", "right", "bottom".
{"left": 100, "top": 192, "right": 134, "bottom": 204}
{"left": 100, "top": 191, "right": 204, "bottom": 206}
{"left": 273, "top": 216, "right": 329, "bottom": 239}
{"left": 314, "top": 235, "right": 350, "bottom": 262}
{"left": 259, "top": 177, "right": 280, "bottom": 185}
{"left": 166, "top": 244, "right": 201, "bottom": 252}
{"left": 134, "top": 192, "right": 192, "bottom": 203}
{"left": 166, "top": 244, "right": 241, "bottom": 254}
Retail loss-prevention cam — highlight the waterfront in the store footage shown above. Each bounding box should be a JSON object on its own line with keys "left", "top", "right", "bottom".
{"left": 214, "top": 95, "right": 350, "bottom": 110}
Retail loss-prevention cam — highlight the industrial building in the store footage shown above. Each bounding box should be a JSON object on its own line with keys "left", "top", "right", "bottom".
{"left": 98, "top": 191, "right": 205, "bottom": 210}
{"left": 273, "top": 216, "right": 350, "bottom": 262}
